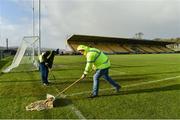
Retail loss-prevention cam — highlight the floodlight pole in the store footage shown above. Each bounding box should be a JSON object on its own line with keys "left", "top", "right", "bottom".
{"left": 6, "top": 38, "right": 8, "bottom": 50}
{"left": 32, "top": 0, "right": 35, "bottom": 37}
{"left": 0, "top": 1, "right": 2, "bottom": 46}
{"left": 32, "top": 0, "right": 35, "bottom": 61}
{"left": 38, "top": 0, "right": 41, "bottom": 55}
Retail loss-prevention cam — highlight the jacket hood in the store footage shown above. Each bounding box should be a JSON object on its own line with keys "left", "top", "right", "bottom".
{"left": 77, "top": 45, "right": 89, "bottom": 55}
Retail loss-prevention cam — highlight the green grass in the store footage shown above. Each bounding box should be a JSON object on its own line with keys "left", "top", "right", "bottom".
{"left": 0, "top": 54, "right": 180, "bottom": 119}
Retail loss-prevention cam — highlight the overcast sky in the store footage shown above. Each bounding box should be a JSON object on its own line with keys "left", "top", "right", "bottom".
{"left": 0, "top": 0, "right": 179, "bottom": 49}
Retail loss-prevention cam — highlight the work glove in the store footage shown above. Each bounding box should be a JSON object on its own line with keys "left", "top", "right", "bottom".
{"left": 45, "top": 63, "right": 51, "bottom": 71}
{"left": 80, "top": 74, "right": 87, "bottom": 80}
{"left": 45, "top": 62, "right": 49, "bottom": 67}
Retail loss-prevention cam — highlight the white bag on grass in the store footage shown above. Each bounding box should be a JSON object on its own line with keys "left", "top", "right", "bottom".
{"left": 26, "top": 94, "right": 55, "bottom": 111}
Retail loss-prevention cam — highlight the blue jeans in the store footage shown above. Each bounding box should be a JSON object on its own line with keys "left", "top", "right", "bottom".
{"left": 93, "top": 68, "right": 119, "bottom": 96}
{"left": 39, "top": 62, "right": 49, "bottom": 84}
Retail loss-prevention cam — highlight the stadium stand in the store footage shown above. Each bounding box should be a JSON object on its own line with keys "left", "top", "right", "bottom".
{"left": 67, "top": 35, "right": 175, "bottom": 54}
{"left": 93, "top": 43, "right": 114, "bottom": 53}
{"left": 137, "top": 45, "right": 155, "bottom": 53}
{"left": 107, "top": 44, "right": 129, "bottom": 54}
{"left": 158, "top": 46, "right": 173, "bottom": 52}
{"left": 121, "top": 45, "right": 134, "bottom": 53}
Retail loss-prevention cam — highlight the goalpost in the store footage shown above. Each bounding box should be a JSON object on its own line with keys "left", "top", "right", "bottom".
{"left": 2, "top": 36, "right": 40, "bottom": 73}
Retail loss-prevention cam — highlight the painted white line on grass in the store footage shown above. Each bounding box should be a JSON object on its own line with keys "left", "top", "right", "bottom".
{"left": 70, "top": 104, "right": 86, "bottom": 119}
{"left": 67, "top": 75, "right": 180, "bottom": 97}
{"left": 51, "top": 86, "right": 86, "bottom": 119}
{"left": 62, "top": 70, "right": 126, "bottom": 97}
{"left": 123, "top": 75, "right": 180, "bottom": 88}
{"left": 51, "top": 75, "right": 180, "bottom": 118}
{"left": 67, "top": 91, "right": 91, "bottom": 97}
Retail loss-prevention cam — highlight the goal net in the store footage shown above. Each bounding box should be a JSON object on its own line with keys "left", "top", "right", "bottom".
{"left": 2, "top": 36, "right": 39, "bottom": 73}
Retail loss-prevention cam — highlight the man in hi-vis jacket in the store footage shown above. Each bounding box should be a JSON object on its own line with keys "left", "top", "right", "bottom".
{"left": 77, "top": 45, "right": 121, "bottom": 98}
{"left": 39, "top": 49, "right": 59, "bottom": 86}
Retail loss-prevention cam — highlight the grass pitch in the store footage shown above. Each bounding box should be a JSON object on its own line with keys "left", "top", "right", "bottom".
{"left": 0, "top": 54, "right": 180, "bottom": 119}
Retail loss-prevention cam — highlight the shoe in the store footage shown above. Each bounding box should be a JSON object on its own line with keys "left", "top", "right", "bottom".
{"left": 43, "top": 83, "right": 49, "bottom": 86}
{"left": 115, "top": 85, "right": 121, "bottom": 93}
{"left": 88, "top": 94, "right": 98, "bottom": 98}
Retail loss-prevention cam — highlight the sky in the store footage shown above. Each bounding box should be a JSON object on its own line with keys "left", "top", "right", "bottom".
{"left": 0, "top": 0, "right": 180, "bottom": 49}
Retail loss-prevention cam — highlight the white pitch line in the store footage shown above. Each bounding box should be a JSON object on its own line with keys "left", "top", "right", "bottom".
{"left": 67, "top": 91, "right": 91, "bottom": 97}
{"left": 64, "top": 70, "right": 125, "bottom": 97}
{"left": 67, "top": 75, "right": 180, "bottom": 97}
{"left": 70, "top": 104, "right": 86, "bottom": 119}
{"left": 123, "top": 75, "right": 180, "bottom": 88}
{"left": 51, "top": 75, "right": 180, "bottom": 118}
{"left": 52, "top": 86, "right": 86, "bottom": 119}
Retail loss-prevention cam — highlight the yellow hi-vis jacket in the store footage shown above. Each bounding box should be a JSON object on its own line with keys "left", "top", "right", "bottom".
{"left": 39, "top": 52, "right": 46, "bottom": 63}
{"left": 39, "top": 51, "right": 53, "bottom": 62}
{"left": 39, "top": 51, "right": 55, "bottom": 68}
{"left": 77, "top": 45, "right": 110, "bottom": 75}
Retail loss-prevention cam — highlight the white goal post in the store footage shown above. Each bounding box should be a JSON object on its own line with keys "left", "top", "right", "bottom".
{"left": 2, "top": 36, "right": 40, "bottom": 73}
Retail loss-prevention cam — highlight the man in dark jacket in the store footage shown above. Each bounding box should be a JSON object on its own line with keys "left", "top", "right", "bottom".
{"left": 39, "top": 49, "right": 59, "bottom": 85}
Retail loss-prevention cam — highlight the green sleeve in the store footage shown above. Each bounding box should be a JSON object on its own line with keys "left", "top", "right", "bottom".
{"left": 83, "top": 53, "right": 95, "bottom": 74}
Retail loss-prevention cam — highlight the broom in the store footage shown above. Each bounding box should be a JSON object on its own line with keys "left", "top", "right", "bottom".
{"left": 26, "top": 78, "right": 82, "bottom": 111}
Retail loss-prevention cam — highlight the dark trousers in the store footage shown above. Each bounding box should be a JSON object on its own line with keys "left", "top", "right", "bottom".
{"left": 39, "top": 62, "right": 49, "bottom": 84}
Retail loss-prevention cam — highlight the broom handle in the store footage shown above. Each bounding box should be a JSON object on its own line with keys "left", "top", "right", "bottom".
{"left": 56, "top": 78, "right": 82, "bottom": 97}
